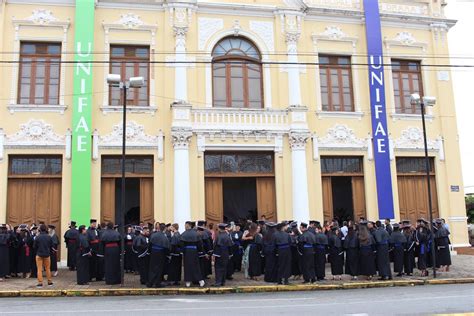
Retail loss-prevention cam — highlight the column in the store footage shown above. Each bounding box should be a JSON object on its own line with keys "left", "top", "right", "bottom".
{"left": 171, "top": 129, "right": 192, "bottom": 231}
{"left": 289, "top": 132, "right": 310, "bottom": 223}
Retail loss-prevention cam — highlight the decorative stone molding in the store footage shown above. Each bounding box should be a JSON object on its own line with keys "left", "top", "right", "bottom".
{"left": 289, "top": 132, "right": 310, "bottom": 151}
{"left": 317, "top": 124, "right": 366, "bottom": 149}
{"left": 99, "top": 121, "right": 159, "bottom": 149}
{"left": 430, "top": 23, "right": 448, "bottom": 44}
{"left": 5, "top": 120, "right": 65, "bottom": 148}
{"left": 384, "top": 31, "right": 427, "bottom": 52}
{"left": 169, "top": 4, "right": 195, "bottom": 49}
{"left": 249, "top": 21, "right": 275, "bottom": 52}
{"left": 198, "top": 17, "right": 224, "bottom": 50}
{"left": 26, "top": 9, "right": 58, "bottom": 25}
{"left": 312, "top": 26, "right": 358, "bottom": 48}
{"left": 115, "top": 13, "right": 145, "bottom": 29}
{"left": 393, "top": 127, "right": 443, "bottom": 159}
{"left": 171, "top": 129, "right": 193, "bottom": 150}
{"left": 379, "top": 2, "right": 429, "bottom": 17}
{"left": 278, "top": 11, "right": 304, "bottom": 52}
{"left": 306, "top": 0, "right": 361, "bottom": 10}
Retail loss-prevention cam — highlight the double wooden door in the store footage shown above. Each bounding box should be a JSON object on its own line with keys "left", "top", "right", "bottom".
{"left": 100, "top": 177, "right": 154, "bottom": 224}
{"left": 205, "top": 177, "right": 276, "bottom": 224}
{"left": 322, "top": 176, "right": 366, "bottom": 222}
{"left": 397, "top": 175, "right": 439, "bottom": 224}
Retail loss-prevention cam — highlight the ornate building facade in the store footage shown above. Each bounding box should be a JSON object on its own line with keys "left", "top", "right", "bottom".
{"left": 0, "top": 0, "right": 469, "bottom": 260}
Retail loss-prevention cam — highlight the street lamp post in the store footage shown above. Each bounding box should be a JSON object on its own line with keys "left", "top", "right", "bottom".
{"left": 410, "top": 93, "right": 437, "bottom": 279}
{"left": 106, "top": 74, "right": 144, "bottom": 286}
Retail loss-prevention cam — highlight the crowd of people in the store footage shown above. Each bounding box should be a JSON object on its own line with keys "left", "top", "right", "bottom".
{"left": 0, "top": 216, "right": 452, "bottom": 288}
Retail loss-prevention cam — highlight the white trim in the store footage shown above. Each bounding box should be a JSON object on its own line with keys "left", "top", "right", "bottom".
{"left": 316, "top": 111, "right": 364, "bottom": 120}
{"left": 7, "top": 104, "right": 67, "bottom": 114}
{"left": 448, "top": 216, "right": 468, "bottom": 222}
{"left": 391, "top": 113, "right": 434, "bottom": 122}
{"left": 99, "top": 105, "right": 158, "bottom": 115}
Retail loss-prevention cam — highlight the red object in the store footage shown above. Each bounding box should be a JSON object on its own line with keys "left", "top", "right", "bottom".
{"left": 105, "top": 243, "right": 119, "bottom": 248}
{"left": 90, "top": 239, "right": 99, "bottom": 244}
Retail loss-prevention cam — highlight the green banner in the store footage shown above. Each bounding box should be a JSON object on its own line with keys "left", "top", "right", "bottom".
{"left": 71, "top": 0, "right": 95, "bottom": 225}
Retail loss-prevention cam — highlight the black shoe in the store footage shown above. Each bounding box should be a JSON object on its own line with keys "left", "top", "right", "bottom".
{"left": 284, "top": 279, "right": 290, "bottom": 285}
{"left": 396, "top": 273, "right": 403, "bottom": 277}
{"left": 212, "top": 284, "right": 222, "bottom": 287}
{"left": 173, "top": 281, "right": 180, "bottom": 286}
{"left": 154, "top": 284, "right": 164, "bottom": 288}
{"left": 226, "top": 277, "right": 234, "bottom": 280}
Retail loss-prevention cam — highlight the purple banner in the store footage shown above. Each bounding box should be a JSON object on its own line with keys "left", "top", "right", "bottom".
{"left": 363, "top": 0, "right": 395, "bottom": 219}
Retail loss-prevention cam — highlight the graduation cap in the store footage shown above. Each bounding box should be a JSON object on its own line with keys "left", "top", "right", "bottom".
{"left": 197, "top": 220, "right": 207, "bottom": 227}
{"left": 19, "top": 224, "right": 28, "bottom": 231}
{"left": 359, "top": 220, "right": 368, "bottom": 226}
{"left": 392, "top": 223, "right": 400, "bottom": 230}
{"left": 48, "top": 224, "right": 56, "bottom": 230}
{"left": 70, "top": 221, "right": 77, "bottom": 227}
{"left": 218, "top": 223, "right": 229, "bottom": 230}
{"left": 289, "top": 222, "right": 298, "bottom": 229}
{"left": 300, "top": 222, "right": 308, "bottom": 228}
{"left": 197, "top": 226, "right": 206, "bottom": 231}
{"left": 309, "top": 220, "right": 317, "bottom": 225}
{"left": 257, "top": 220, "right": 265, "bottom": 226}
{"left": 417, "top": 218, "right": 428, "bottom": 224}
{"left": 90, "top": 219, "right": 97, "bottom": 224}
{"left": 134, "top": 225, "right": 143, "bottom": 232}
{"left": 265, "top": 222, "right": 277, "bottom": 228}
{"left": 165, "top": 223, "right": 171, "bottom": 227}
{"left": 435, "top": 218, "right": 443, "bottom": 225}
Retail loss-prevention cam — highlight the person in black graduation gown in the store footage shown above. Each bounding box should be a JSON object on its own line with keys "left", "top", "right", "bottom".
{"left": 389, "top": 223, "right": 406, "bottom": 276}
{"left": 197, "top": 222, "right": 212, "bottom": 281}
{"left": 101, "top": 222, "right": 121, "bottom": 285}
{"left": 29, "top": 226, "right": 39, "bottom": 279}
{"left": 213, "top": 223, "right": 234, "bottom": 286}
{"left": 415, "top": 218, "right": 430, "bottom": 277}
{"left": 86, "top": 219, "right": 101, "bottom": 281}
{"left": 17, "top": 226, "right": 33, "bottom": 278}
{"left": 274, "top": 222, "right": 292, "bottom": 285}
{"left": 262, "top": 222, "right": 277, "bottom": 283}
{"left": 64, "top": 222, "right": 79, "bottom": 271}
{"left": 242, "top": 222, "right": 263, "bottom": 280}
{"left": 76, "top": 225, "right": 91, "bottom": 285}
{"left": 167, "top": 224, "right": 182, "bottom": 286}
{"left": 47, "top": 225, "right": 59, "bottom": 277}
{"left": 124, "top": 225, "right": 135, "bottom": 273}
{"left": 180, "top": 221, "right": 205, "bottom": 287}
{"left": 374, "top": 221, "right": 392, "bottom": 280}
{"left": 328, "top": 226, "right": 344, "bottom": 280}
{"left": 230, "top": 224, "right": 243, "bottom": 272}
{"left": 434, "top": 219, "right": 451, "bottom": 271}
{"left": 147, "top": 224, "right": 170, "bottom": 288}
{"left": 297, "top": 222, "right": 316, "bottom": 283}
{"left": 314, "top": 225, "right": 328, "bottom": 281}
{"left": 0, "top": 224, "right": 11, "bottom": 281}
{"left": 9, "top": 226, "right": 19, "bottom": 277}
{"left": 402, "top": 222, "right": 415, "bottom": 276}
{"left": 289, "top": 222, "right": 301, "bottom": 279}
{"left": 343, "top": 224, "right": 359, "bottom": 280}
{"left": 358, "top": 222, "right": 376, "bottom": 279}
{"left": 133, "top": 226, "right": 150, "bottom": 285}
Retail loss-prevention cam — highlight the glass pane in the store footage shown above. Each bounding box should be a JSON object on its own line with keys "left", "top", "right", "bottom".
{"left": 111, "top": 47, "right": 125, "bottom": 56}
{"left": 238, "top": 154, "right": 273, "bottom": 173}
{"left": 230, "top": 65, "right": 244, "bottom": 107}
{"left": 101, "top": 157, "right": 153, "bottom": 175}
{"left": 321, "top": 157, "right": 363, "bottom": 174}
{"left": 222, "top": 155, "right": 238, "bottom": 173}
{"left": 319, "top": 56, "right": 329, "bottom": 64}
{"left": 9, "top": 157, "right": 62, "bottom": 175}
{"left": 136, "top": 48, "right": 149, "bottom": 58}
{"left": 204, "top": 155, "right": 221, "bottom": 173}
{"left": 47, "top": 44, "right": 61, "bottom": 55}
{"left": 391, "top": 60, "right": 401, "bottom": 70}
{"left": 408, "top": 62, "right": 419, "bottom": 71}
{"left": 21, "top": 44, "right": 36, "bottom": 54}
{"left": 396, "top": 157, "right": 434, "bottom": 173}
{"left": 338, "top": 57, "right": 350, "bottom": 65}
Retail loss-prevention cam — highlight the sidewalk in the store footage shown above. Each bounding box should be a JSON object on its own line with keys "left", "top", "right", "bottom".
{"left": 0, "top": 254, "right": 473, "bottom": 297}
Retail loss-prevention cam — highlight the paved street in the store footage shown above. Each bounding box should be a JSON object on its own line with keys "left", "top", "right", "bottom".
{"left": 0, "top": 283, "right": 472, "bottom": 316}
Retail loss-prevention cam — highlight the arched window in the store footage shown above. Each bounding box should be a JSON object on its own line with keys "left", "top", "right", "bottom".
{"left": 212, "top": 37, "right": 263, "bottom": 108}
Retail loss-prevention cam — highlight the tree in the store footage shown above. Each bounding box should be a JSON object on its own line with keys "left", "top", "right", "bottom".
{"left": 466, "top": 195, "right": 474, "bottom": 223}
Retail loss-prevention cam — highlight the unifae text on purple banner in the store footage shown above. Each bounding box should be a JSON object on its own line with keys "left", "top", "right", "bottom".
{"left": 363, "top": 0, "right": 395, "bottom": 219}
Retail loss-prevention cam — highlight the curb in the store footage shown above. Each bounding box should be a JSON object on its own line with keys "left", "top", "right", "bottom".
{"left": 1, "top": 278, "right": 472, "bottom": 298}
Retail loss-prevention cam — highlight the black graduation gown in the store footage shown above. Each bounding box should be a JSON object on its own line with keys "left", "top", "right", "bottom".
{"left": 403, "top": 230, "right": 415, "bottom": 275}
{"left": 263, "top": 234, "right": 277, "bottom": 283}
{"left": 101, "top": 229, "right": 121, "bottom": 285}
{"left": 314, "top": 232, "right": 328, "bottom": 280}
{"left": 213, "top": 231, "right": 233, "bottom": 286}
{"left": 180, "top": 229, "right": 204, "bottom": 282}
{"left": 374, "top": 228, "right": 392, "bottom": 278}
{"left": 133, "top": 234, "right": 149, "bottom": 285}
{"left": 275, "top": 231, "right": 292, "bottom": 281}
{"left": 50, "top": 234, "right": 59, "bottom": 272}
{"left": 168, "top": 232, "right": 182, "bottom": 283}
{"left": 290, "top": 233, "right": 301, "bottom": 277}
{"left": 328, "top": 233, "right": 344, "bottom": 276}
{"left": 17, "top": 234, "right": 32, "bottom": 274}
{"left": 344, "top": 232, "right": 359, "bottom": 276}
{"left": 124, "top": 233, "right": 134, "bottom": 272}
{"left": 76, "top": 234, "right": 90, "bottom": 285}
{"left": 435, "top": 227, "right": 451, "bottom": 266}
{"left": 415, "top": 227, "right": 429, "bottom": 270}
{"left": 29, "top": 233, "right": 37, "bottom": 278}
{"left": 199, "top": 232, "right": 212, "bottom": 280}
{"left": 9, "top": 232, "right": 19, "bottom": 275}
{"left": 147, "top": 231, "right": 170, "bottom": 287}
{"left": 64, "top": 228, "right": 79, "bottom": 270}
{"left": 87, "top": 227, "right": 100, "bottom": 281}
{"left": 359, "top": 236, "right": 376, "bottom": 276}
{"left": 247, "top": 234, "right": 263, "bottom": 277}
{"left": 297, "top": 231, "right": 315, "bottom": 282}
{"left": 389, "top": 231, "right": 406, "bottom": 274}
{"left": 0, "top": 232, "right": 10, "bottom": 278}
{"left": 231, "top": 231, "right": 243, "bottom": 272}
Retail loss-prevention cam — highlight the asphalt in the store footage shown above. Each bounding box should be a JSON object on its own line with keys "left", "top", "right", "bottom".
{"left": 0, "top": 283, "right": 472, "bottom": 316}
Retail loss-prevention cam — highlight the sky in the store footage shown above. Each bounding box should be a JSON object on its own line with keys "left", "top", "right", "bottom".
{"left": 446, "top": 0, "right": 474, "bottom": 194}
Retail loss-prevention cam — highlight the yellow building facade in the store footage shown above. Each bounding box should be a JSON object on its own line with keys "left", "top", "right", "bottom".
{"left": 0, "top": 0, "right": 469, "bottom": 260}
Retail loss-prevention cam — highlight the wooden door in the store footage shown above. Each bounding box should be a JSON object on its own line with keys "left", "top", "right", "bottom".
{"left": 321, "top": 176, "right": 333, "bottom": 221}
{"left": 140, "top": 178, "right": 154, "bottom": 223}
{"left": 205, "top": 178, "right": 223, "bottom": 224}
{"left": 101, "top": 178, "right": 116, "bottom": 224}
{"left": 256, "top": 177, "right": 277, "bottom": 222}
{"left": 351, "top": 176, "right": 367, "bottom": 221}
{"left": 397, "top": 175, "right": 439, "bottom": 224}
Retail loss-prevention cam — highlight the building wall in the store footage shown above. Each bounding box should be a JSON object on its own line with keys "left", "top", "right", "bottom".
{"left": 0, "top": 0, "right": 469, "bottom": 261}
